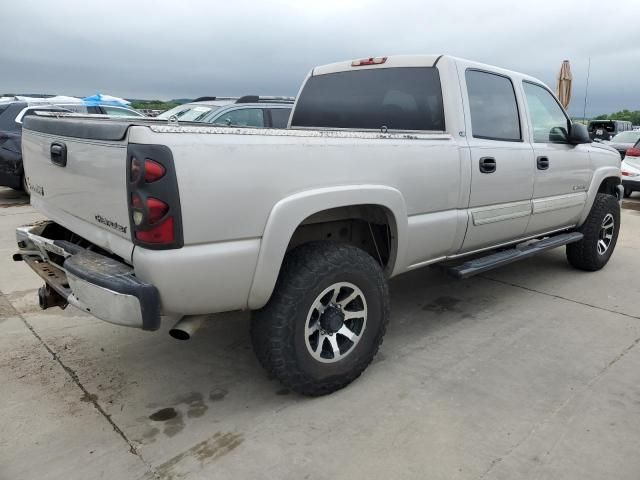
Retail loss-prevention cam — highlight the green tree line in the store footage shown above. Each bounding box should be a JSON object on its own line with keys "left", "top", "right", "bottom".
{"left": 592, "top": 110, "right": 640, "bottom": 125}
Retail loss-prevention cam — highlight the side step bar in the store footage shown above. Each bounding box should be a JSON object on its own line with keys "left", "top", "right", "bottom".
{"left": 447, "top": 232, "right": 584, "bottom": 279}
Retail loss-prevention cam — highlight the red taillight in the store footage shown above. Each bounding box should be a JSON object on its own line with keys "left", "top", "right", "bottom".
{"left": 147, "top": 197, "right": 169, "bottom": 224}
{"left": 128, "top": 146, "right": 182, "bottom": 249}
{"left": 626, "top": 147, "right": 640, "bottom": 157}
{"left": 135, "top": 217, "right": 175, "bottom": 244}
{"left": 144, "top": 159, "right": 166, "bottom": 183}
{"left": 351, "top": 56, "right": 387, "bottom": 67}
{"left": 622, "top": 171, "right": 631, "bottom": 176}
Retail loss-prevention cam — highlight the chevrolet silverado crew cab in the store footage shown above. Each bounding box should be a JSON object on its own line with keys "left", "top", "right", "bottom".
{"left": 16, "top": 55, "right": 622, "bottom": 396}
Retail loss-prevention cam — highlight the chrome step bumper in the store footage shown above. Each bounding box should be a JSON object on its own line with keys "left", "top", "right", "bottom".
{"left": 15, "top": 222, "right": 161, "bottom": 330}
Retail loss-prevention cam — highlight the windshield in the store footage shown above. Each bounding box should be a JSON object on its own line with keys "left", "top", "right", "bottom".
{"left": 611, "top": 131, "right": 640, "bottom": 143}
{"left": 156, "top": 104, "right": 219, "bottom": 121}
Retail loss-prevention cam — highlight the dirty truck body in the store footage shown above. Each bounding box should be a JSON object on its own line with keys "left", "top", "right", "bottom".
{"left": 16, "top": 55, "right": 622, "bottom": 395}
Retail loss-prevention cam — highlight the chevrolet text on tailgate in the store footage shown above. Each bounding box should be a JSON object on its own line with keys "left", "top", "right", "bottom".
{"left": 16, "top": 55, "right": 622, "bottom": 396}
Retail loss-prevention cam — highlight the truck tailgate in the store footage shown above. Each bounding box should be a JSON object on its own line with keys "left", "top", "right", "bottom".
{"left": 22, "top": 116, "right": 134, "bottom": 260}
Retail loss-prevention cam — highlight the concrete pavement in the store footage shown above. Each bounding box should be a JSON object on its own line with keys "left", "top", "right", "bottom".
{"left": 1, "top": 186, "right": 640, "bottom": 480}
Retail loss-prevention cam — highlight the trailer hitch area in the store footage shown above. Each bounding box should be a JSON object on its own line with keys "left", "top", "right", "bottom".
{"left": 38, "top": 284, "right": 68, "bottom": 310}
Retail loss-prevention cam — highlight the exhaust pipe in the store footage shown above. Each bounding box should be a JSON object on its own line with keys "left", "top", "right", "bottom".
{"left": 169, "top": 315, "right": 208, "bottom": 340}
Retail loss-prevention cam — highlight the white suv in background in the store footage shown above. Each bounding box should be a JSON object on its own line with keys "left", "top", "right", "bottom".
{"left": 157, "top": 95, "right": 294, "bottom": 128}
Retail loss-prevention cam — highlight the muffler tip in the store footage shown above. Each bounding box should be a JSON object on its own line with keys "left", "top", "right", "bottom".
{"left": 169, "top": 328, "right": 191, "bottom": 341}
{"left": 169, "top": 315, "right": 207, "bottom": 341}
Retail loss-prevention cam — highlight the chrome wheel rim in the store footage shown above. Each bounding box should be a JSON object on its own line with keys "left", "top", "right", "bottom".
{"left": 597, "top": 213, "right": 615, "bottom": 255}
{"left": 305, "top": 282, "right": 367, "bottom": 363}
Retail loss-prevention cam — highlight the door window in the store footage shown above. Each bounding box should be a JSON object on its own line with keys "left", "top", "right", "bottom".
{"left": 522, "top": 82, "right": 570, "bottom": 143}
{"left": 466, "top": 70, "right": 521, "bottom": 142}
{"left": 213, "top": 108, "right": 265, "bottom": 127}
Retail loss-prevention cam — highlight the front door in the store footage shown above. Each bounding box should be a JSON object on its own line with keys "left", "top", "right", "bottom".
{"left": 460, "top": 69, "right": 535, "bottom": 252}
{"left": 521, "top": 82, "right": 591, "bottom": 235}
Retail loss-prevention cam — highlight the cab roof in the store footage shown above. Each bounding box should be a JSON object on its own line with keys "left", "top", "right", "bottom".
{"left": 311, "top": 54, "right": 545, "bottom": 86}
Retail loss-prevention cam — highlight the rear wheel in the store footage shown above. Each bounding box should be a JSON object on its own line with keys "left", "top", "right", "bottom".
{"left": 623, "top": 187, "right": 632, "bottom": 198}
{"left": 566, "top": 193, "right": 620, "bottom": 271}
{"left": 251, "top": 242, "right": 389, "bottom": 396}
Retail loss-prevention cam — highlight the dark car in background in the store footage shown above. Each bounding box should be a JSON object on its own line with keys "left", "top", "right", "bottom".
{"left": 0, "top": 100, "right": 144, "bottom": 193}
{"left": 588, "top": 119, "right": 633, "bottom": 141}
{"left": 0, "top": 102, "right": 72, "bottom": 191}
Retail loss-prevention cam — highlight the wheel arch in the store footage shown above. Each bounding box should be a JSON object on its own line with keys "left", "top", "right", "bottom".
{"left": 247, "top": 185, "right": 408, "bottom": 310}
{"left": 578, "top": 167, "right": 621, "bottom": 225}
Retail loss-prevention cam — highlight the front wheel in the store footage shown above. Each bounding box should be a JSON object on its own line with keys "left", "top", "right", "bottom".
{"left": 566, "top": 193, "right": 620, "bottom": 271}
{"left": 251, "top": 242, "right": 389, "bottom": 396}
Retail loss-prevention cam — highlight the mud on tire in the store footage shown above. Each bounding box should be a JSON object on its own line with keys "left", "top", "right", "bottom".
{"left": 250, "top": 241, "right": 389, "bottom": 396}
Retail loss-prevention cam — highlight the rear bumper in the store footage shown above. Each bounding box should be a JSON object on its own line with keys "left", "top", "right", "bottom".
{"left": 16, "top": 222, "right": 161, "bottom": 330}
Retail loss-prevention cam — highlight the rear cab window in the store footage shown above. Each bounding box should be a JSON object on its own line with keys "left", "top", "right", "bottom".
{"left": 291, "top": 67, "right": 445, "bottom": 131}
{"left": 465, "top": 69, "right": 521, "bottom": 142}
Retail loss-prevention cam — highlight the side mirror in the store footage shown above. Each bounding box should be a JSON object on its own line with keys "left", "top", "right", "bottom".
{"left": 568, "top": 123, "right": 591, "bottom": 145}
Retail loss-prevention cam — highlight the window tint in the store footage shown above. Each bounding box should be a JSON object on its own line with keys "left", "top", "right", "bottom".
{"left": 291, "top": 67, "right": 445, "bottom": 131}
{"left": 466, "top": 70, "right": 521, "bottom": 141}
{"left": 269, "top": 108, "right": 291, "bottom": 128}
{"left": 0, "top": 103, "right": 24, "bottom": 132}
{"left": 522, "top": 82, "right": 569, "bottom": 143}
{"left": 213, "top": 108, "right": 265, "bottom": 127}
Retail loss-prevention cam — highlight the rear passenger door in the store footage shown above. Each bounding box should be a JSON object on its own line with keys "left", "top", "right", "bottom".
{"left": 460, "top": 69, "right": 535, "bottom": 252}
{"left": 521, "top": 81, "right": 590, "bottom": 235}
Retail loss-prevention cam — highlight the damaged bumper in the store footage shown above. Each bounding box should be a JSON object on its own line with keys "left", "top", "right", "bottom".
{"left": 15, "top": 222, "right": 161, "bottom": 330}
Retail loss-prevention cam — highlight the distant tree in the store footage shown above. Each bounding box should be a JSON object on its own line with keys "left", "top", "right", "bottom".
{"left": 591, "top": 110, "right": 640, "bottom": 125}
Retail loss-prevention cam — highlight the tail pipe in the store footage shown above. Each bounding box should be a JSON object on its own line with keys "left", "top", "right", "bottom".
{"left": 169, "top": 315, "right": 208, "bottom": 340}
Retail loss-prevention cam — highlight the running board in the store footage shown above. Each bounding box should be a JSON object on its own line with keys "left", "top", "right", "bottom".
{"left": 447, "top": 232, "right": 583, "bottom": 279}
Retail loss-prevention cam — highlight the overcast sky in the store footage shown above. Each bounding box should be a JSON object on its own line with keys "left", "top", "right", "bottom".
{"left": 1, "top": 0, "right": 638, "bottom": 117}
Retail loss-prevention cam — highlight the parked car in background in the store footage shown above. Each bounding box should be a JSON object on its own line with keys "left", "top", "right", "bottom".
{"left": 621, "top": 139, "right": 640, "bottom": 197}
{"left": 0, "top": 99, "right": 144, "bottom": 193}
{"left": 157, "top": 96, "right": 294, "bottom": 128}
{"left": 602, "top": 130, "right": 640, "bottom": 159}
{"left": 588, "top": 119, "right": 633, "bottom": 141}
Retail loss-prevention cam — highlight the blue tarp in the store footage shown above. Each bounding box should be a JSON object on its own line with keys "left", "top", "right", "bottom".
{"left": 82, "top": 93, "right": 130, "bottom": 107}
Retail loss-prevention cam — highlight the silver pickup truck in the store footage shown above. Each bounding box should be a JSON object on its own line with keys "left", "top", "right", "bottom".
{"left": 16, "top": 55, "right": 622, "bottom": 396}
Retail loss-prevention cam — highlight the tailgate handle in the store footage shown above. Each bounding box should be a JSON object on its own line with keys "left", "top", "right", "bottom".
{"left": 50, "top": 142, "right": 67, "bottom": 167}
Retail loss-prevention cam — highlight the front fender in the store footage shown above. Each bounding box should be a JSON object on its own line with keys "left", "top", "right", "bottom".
{"left": 247, "top": 185, "right": 408, "bottom": 310}
{"left": 578, "top": 166, "right": 621, "bottom": 225}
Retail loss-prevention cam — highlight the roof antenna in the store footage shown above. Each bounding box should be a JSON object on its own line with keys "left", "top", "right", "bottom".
{"left": 582, "top": 57, "right": 591, "bottom": 122}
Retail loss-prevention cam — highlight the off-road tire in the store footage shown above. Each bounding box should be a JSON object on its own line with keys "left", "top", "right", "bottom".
{"left": 251, "top": 241, "right": 389, "bottom": 396}
{"left": 566, "top": 193, "right": 620, "bottom": 271}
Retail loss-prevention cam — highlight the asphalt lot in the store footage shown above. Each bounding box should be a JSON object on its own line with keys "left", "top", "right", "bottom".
{"left": 1, "top": 186, "right": 640, "bottom": 480}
